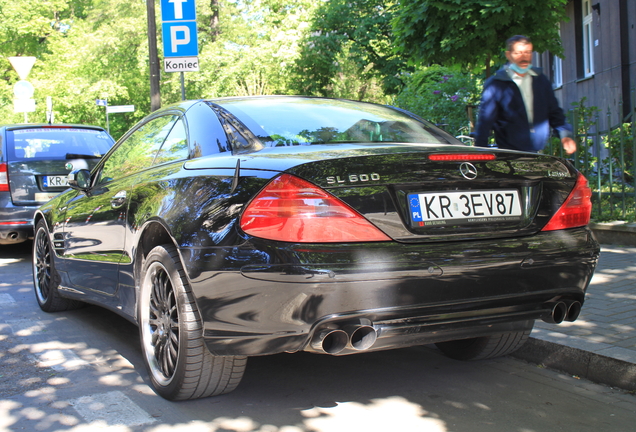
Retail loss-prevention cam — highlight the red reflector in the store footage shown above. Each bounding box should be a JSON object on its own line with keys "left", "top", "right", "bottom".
{"left": 542, "top": 173, "right": 592, "bottom": 231}
{"left": 429, "top": 153, "right": 496, "bottom": 161}
{"left": 240, "top": 174, "right": 391, "bottom": 243}
{"left": 0, "top": 163, "right": 8, "bottom": 192}
{"left": 0, "top": 221, "right": 29, "bottom": 225}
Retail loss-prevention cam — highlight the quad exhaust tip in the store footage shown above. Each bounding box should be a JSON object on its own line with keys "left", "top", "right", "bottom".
{"left": 565, "top": 301, "right": 582, "bottom": 322}
{"left": 310, "top": 324, "right": 378, "bottom": 354}
{"left": 310, "top": 328, "right": 349, "bottom": 354}
{"left": 542, "top": 300, "right": 582, "bottom": 324}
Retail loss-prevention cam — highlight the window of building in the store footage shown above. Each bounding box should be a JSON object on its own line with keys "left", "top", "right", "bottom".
{"left": 553, "top": 24, "right": 564, "bottom": 88}
{"left": 582, "top": 0, "right": 594, "bottom": 77}
{"left": 553, "top": 55, "right": 563, "bottom": 88}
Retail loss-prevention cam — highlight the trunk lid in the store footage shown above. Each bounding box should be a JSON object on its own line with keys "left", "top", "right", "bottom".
{"left": 280, "top": 146, "right": 578, "bottom": 242}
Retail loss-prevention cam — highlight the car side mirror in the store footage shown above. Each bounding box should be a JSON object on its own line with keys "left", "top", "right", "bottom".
{"left": 68, "top": 169, "right": 91, "bottom": 190}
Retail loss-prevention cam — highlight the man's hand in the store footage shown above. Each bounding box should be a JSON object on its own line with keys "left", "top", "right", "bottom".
{"left": 562, "top": 137, "right": 577, "bottom": 155}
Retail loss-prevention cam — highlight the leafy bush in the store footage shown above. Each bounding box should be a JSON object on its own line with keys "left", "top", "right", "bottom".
{"left": 543, "top": 97, "right": 636, "bottom": 222}
{"left": 394, "top": 65, "right": 482, "bottom": 136}
{"left": 605, "top": 122, "right": 635, "bottom": 183}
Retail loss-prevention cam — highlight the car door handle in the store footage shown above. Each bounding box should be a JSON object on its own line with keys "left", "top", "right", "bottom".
{"left": 111, "top": 190, "right": 127, "bottom": 209}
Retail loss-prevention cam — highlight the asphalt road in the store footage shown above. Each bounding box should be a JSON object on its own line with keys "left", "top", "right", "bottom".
{"left": 1, "top": 242, "right": 634, "bottom": 432}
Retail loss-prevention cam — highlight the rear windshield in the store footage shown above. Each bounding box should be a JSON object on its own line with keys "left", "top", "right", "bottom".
{"left": 6, "top": 127, "right": 113, "bottom": 161}
{"left": 215, "top": 97, "right": 456, "bottom": 147}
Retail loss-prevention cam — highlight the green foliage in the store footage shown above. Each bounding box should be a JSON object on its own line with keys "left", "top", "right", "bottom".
{"left": 0, "top": 1, "right": 150, "bottom": 138}
{"left": 1, "top": 0, "right": 319, "bottom": 138}
{"left": 292, "top": 0, "right": 406, "bottom": 98}
{"left": 394, "top": 66, "right": 482, "bottom": 135}
{"left": 0, "top": 0, "right": 79, "bottom": 56}
{"left": 391, "top": 0, "right": 569, "bottom": 75}
{"left": 164, "top": 0, "right": 317, "bottom": 101}
{"left": 33, "top": 1, "right": 150, "bottom": 139}
{"left": 605, "top": 122, "right": 635, "bottom": 183}
{"left": 544, "top": 98, "right": 636, "bottom": 222}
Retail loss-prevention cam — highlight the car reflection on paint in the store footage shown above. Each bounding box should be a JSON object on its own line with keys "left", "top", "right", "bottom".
{"left": 33, "top": 96, "right": 599, "bottom": 400}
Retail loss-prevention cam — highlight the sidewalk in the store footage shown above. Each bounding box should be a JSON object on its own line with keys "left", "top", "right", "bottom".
{"left": 512, "top": 244, "right": 636, "bottom": 391}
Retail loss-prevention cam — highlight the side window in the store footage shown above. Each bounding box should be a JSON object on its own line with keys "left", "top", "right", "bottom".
{"left": 98, "top": 115, "right": 179, "bottom": 184}
{"left": 153, "top": 118, "right": 189, "bottom": 165}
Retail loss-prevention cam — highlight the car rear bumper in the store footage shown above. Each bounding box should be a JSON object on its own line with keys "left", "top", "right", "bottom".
{"left": 0, "top": 202, "right": 36, "bottom": 244}
{"left": 182, "top": 227, "right": 600, "bottom": 356}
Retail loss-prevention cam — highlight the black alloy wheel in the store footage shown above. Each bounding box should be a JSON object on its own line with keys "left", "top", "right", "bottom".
{"left": 138, "top": 244, "right": 246, "bottom": 400}
{"left": 32, "top": 220, "right": 83, "bottom": 312}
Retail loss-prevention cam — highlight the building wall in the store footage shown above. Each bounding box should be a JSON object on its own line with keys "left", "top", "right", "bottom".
{"left": 546, "top": 0, "right": 635, "bottom": 131}
{"left": 626, "top": 0, "right": 636, "bottom": 118}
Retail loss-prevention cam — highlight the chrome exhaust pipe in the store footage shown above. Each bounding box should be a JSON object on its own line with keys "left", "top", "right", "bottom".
{"left": 565, "top": 301, "right": 582, "bottom": 322}
{"left": 310, "top": 328, "right": 348, "bottom": 354}
{"left": 542, "top": 301, "right": 568, "bottom": 324}
{"left": 344, "top": 325, "right": 377, "bottom": 351}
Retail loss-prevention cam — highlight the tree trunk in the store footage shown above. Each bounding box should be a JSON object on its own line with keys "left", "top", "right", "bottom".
{"left": 485, "top": 54, "right": 492, "bottom": 78}
{"left": 210, "top": 0, "right": 220, "bottom": 41}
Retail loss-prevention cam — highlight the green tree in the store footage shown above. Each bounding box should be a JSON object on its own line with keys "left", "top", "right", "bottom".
{"left": 395, "top": 65, "right": 481, "bottom": 135}
{"left": 30, "top": 0, "right": 150, "bottom": 138}
{"left": 0, "top": 0, "right": 87, "bottom": 122}
{"left": 0, "top": 0, "right": 82, "bottom": 57}
{"left": 164, "top": 0, "right": 317, "bottom": 100}
{"left": 392, "top": 0, "right": 569, "bottom": 76}
{"left": 292, "top": 0, "right": 406, "bottom": 99}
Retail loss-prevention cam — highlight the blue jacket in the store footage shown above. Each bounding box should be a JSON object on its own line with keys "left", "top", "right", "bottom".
{"left": 474, "top": 66, "right": 572, "bottom": 152}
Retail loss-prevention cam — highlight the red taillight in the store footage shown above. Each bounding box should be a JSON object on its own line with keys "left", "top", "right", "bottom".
{"left": 240, "top": 174, "right": 391, "bottom": 243}
{"left": 0, "top": 163, "right": 8, "bottom": 192}
{"left": 542, "top": 173, "right": 592, "bottom": 231}
{"left": 429, "top": 153, "right": 496, "bottom": 161}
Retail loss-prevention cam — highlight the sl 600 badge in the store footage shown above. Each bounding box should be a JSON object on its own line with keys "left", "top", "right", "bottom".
{"left": 326, "top": 173, "right": 381, "bottom": 184}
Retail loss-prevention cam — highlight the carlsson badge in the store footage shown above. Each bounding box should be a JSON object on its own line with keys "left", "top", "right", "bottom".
{"left": 459, "top": 162, "right": 478, "bottom": 180}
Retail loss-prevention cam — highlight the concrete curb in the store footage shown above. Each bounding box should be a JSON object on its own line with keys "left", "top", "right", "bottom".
{"left": 512, "top": 337, "right": 636, "bottom": 392}
{"left": 509, "top": 224, "right": 636, "bottom": 392}
{"left": 590, "top": 222, "right": 636, "bottom": 246}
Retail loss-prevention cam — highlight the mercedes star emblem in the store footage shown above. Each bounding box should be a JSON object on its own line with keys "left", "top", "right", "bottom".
{"left": 459, "top": 162, "right": 478, "bottom": 180}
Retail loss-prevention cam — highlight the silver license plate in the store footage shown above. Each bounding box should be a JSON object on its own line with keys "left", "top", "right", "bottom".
{"left": 408, "top": 190, "right": 522, "bottom": 226}
{"left": 43, "top": 175, "right": 69, "bottom": 187}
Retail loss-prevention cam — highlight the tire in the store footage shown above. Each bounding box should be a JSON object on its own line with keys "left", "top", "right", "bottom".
{"left": 435, "top": 321, "right": 534, "bottom": 361}
{"left": 138, "top": 244, "right": 246, "bottom": 400}
{"left": 32, "top": 220, "right": 84, "bottom": 312}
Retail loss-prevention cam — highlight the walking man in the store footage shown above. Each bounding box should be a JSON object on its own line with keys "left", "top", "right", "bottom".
{"left": 474, "top": 35, "right": 576, "bottom": 154}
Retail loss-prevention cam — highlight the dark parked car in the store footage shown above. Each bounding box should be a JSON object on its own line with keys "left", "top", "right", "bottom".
{"left": 33, "top": 96, "right": 600, "bottom": 400}
{"left": 0, "top": 124, "right": 114, "bottom": 244}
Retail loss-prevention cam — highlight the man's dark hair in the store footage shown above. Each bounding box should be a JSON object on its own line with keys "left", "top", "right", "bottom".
{"left": 506, "top": 35, "right": 532, "bottom": 51}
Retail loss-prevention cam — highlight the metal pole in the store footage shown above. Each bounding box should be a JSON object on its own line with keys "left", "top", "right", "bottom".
{"left": 146, "top": 0, "right": 161, "bottom": 111}
{"left": 106, "top": 98, "right": 110, "bottom": 134}
{"left": 180, "top": 72, "right": 186, "bottom": 101}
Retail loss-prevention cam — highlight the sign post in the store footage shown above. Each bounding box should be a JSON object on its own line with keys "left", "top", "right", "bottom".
{"left": 161, "top": 0, "right": 198, "bottom": 100}
{"left": 8, "top": 57, "right": 37, "bottom": 122}
{"left": 95, "top": 100, "right": 134, "bottom": 134}
{"left": 96, "top": 99, "right": 109, "bottom": 133}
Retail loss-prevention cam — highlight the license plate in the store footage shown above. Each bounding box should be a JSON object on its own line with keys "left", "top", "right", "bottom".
{"left": 43, "top": 175, "right": 69, "bottom": 187}
{"left": 408, "top": 190, "right": 522, "bottom": 226}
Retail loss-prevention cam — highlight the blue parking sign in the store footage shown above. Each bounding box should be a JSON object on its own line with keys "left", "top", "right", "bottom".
{"left": 161, "top": 0, "right": 197, "bottom": 21}
{"left": 161, "top": 0, "right": 198, "bottom": 59}
{"left": 162, "top": 21, "right": 199, "bottom": 57}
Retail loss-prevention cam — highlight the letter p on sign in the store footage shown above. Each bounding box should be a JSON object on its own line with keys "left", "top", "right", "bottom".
{"left": 162, "top": 21, "right": 198, "bottom": 57}
{"left": 170, "top": 26, "right": 190, "bottom": 53}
